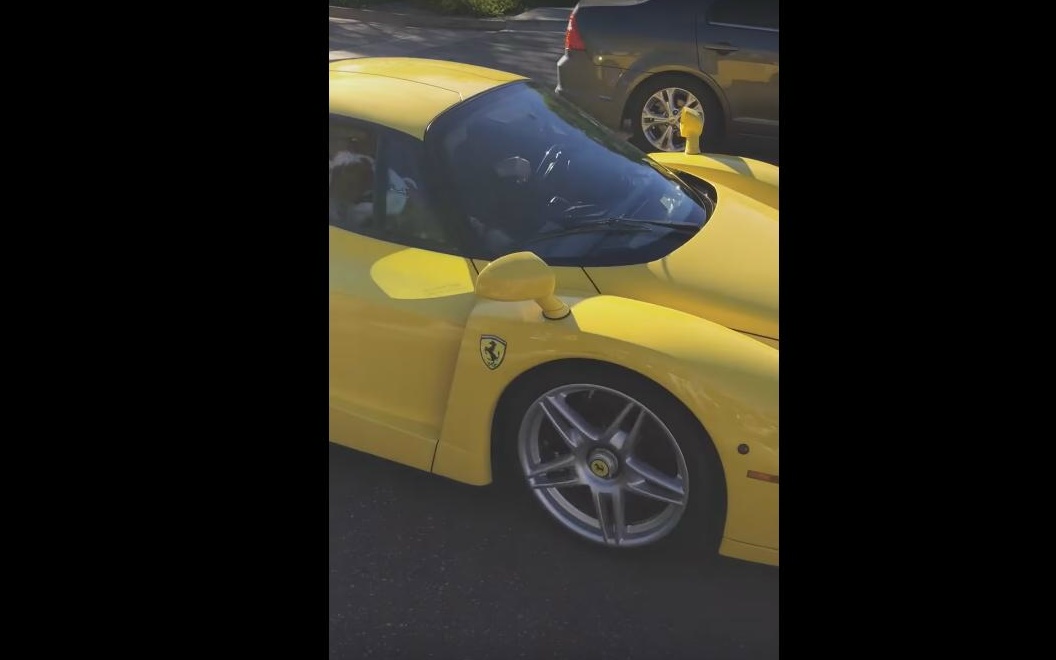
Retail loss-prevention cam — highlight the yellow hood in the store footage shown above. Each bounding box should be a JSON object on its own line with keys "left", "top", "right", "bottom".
{"left": 583, "top": 184, "right": 778, "bottom": 342}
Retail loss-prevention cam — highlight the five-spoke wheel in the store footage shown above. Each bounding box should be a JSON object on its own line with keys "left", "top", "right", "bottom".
{"left": 501, "top": 363, "right": 725, "bottom": 554}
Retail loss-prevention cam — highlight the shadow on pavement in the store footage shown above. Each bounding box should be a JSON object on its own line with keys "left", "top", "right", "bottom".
{"left": 329, "top": 442, "right": 778, "bottom": 660}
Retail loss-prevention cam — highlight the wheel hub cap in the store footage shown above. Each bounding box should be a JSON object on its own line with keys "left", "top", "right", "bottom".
{"left": 588, "top": 448, "right": 619, "bottom": 479}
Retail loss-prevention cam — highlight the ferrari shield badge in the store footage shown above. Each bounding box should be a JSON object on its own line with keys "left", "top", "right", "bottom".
{"left": 479, "top": 335, "right": 507, "bottom": 370}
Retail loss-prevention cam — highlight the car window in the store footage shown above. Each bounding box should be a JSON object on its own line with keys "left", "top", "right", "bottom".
{"left": 329, "top": 119, "right": 452, "bottom": 251}
{"left": 329, "top": 124, "right": 378, "bottom": 232}
{"left": 707, "top": 0, "right": 778, "bottom": 31}
{"left": 427, "top": 82, "right": 710, "bottom": 267}
{"left": 374, "top": 133, "right": 449, "bottom": 246}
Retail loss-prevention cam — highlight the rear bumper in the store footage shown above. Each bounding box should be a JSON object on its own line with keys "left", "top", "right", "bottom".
{"left": 556, "top": 50, "right": 629, "bottom": 131}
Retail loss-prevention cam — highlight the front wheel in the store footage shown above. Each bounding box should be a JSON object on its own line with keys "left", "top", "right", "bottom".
{"left": 498, "top": 363, "right": 726, "bottom": 554}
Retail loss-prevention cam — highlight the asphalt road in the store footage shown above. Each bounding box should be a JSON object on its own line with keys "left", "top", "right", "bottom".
{"left": 328, "top": 16, "right": 780, "bottom": 659}
{"left": 329, "top": 17, "right": 566, "bottom": 89}
{"left": 330, "top": 443, "right": 779, "bottom": 660}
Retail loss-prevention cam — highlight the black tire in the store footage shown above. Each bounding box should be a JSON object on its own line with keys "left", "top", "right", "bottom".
{"left": 627, "top": 74, "right": 723, "bottom": 154}
{"left": 494, "top": 361, "right": 727, "bottom": 558}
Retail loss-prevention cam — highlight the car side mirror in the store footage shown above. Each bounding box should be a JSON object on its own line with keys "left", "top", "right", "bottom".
{"left": 475, "top": 251, "right": 571, "bottom": 320}
{"left": 680, "top": 106, "right": 704, "bottom": 156}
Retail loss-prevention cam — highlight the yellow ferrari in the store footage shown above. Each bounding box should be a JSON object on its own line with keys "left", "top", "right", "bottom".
{"left": 329, "top": 58, "right": 778, "bottom": 566}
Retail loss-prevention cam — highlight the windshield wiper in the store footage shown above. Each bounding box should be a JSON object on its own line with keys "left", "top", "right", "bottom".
{"left": 511, "top": 217, "right": 699, "bottom": 250}
{"left": 607, "top": 218, "right": 700, "bottom": 232}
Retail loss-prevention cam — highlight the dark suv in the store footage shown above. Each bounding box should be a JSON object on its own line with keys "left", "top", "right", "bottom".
{"left": 556, "top": 0, "right": 779, "bottom": 153}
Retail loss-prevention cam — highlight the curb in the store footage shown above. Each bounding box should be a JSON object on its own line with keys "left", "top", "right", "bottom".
{"left": 329, "top": 5, "right": 565, "bottom": 32}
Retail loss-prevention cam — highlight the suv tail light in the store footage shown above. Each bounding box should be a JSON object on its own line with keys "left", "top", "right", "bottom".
{"left": 565, "top": 10, "right": 585, "bottom": 51}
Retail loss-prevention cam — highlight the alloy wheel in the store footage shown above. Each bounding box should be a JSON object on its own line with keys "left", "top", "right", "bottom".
{"left": 640, "top": 87, "right": 702, "bottom": 152}
{"left": 517, "top": 384, "right": 690, "bottom": 547}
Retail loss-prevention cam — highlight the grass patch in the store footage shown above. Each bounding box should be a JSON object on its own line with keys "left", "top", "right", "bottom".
{"left": 423, "top": 0, "right": 576, "bottom": 16}
{"left": 416, "top": 0, "right": 518, "bottom": 16}
{"left": 330, "top": 0, "right": 399, "bottom": 7}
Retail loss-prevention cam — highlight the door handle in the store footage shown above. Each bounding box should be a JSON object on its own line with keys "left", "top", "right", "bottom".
{"left": 703, "top": 42, "right": 739, "bottom": 55}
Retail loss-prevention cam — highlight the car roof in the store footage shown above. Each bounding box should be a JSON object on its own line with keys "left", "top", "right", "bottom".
{"left": 328, "top": 57, "right": 526, "bottom": 139}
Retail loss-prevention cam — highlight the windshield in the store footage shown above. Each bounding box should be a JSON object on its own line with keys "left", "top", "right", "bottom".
{"left": 425, "top": 82, "right": 712, "bottom": 267}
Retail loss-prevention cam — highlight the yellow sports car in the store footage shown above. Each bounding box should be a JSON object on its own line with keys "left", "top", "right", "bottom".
{"left": 329, "top": 58, "right": 778, "bottom": 566}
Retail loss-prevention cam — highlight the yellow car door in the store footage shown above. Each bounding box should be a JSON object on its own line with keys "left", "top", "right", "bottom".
{"left": 328, "top": 119, "right": 478, "bottom": 471}
{"left": 329, "top": 228, "right": 477, "bottom": 472}
{"left": 327, "top": 115, "right": 599, "bottom": 473}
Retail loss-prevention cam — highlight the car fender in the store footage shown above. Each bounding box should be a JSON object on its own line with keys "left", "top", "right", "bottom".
{"left": 432, "top": 293, "right": 778, "bottom": 554}
{"left": 651, "top": 151, "right": 779, "bottom": 211}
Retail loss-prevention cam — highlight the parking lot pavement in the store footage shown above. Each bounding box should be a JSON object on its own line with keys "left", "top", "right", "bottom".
{"left": 329, "top": 443, "right": 779, "bottom": 660}
{"left": 329, "top": 16, "right": 567, "bottom": 88}
{"left": 328, "top": 18, "right": 486, "bottom": 61}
